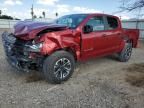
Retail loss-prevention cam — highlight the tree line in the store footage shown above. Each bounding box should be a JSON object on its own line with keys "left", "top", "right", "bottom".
{"left": 0, "top": 10, "right": 20, "bottom": 20}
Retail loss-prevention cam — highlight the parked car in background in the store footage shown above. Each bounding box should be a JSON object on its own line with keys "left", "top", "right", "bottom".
{"left": 2, "top": 13, "right": 139, "bottom": 84}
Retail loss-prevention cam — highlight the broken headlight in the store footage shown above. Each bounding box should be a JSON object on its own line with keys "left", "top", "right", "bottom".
{"left": 26, "top": 43, "right": 43, "bottom": 52}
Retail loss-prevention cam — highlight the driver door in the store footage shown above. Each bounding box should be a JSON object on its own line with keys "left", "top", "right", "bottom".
{"left": 81, "top": 15, "right": 111, "bottom": 59}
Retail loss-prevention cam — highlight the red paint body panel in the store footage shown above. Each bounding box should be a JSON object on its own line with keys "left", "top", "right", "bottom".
{"left": 123, "top": 29, "right": 139, "bottom": 48}
{"left": 13, "top": 13, "right": 139, "bottom": 61}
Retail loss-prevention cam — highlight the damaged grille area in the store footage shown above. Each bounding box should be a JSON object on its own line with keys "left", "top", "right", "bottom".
{"left": 12, "top": 39, "right": 31, "bottom": 57}
{"left": 2, "top": 32, "right": 43, "bottom": 72}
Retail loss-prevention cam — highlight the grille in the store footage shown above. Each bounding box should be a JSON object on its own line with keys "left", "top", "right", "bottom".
{"left": 12, "top": 39, "right": 31, "bottom": 56}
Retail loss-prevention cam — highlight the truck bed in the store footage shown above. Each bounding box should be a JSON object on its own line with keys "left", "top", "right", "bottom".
{"left": 123, "top": 28, "right": 139, "bottom": 48}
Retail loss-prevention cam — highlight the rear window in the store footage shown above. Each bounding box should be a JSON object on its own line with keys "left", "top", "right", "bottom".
{"left": 107, "top": 17, "right": 118, "bottom": 30}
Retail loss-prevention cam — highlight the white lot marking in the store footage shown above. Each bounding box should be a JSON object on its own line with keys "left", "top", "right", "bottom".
{"left": 47, "top": 86, "right": 58, "bottom": 92}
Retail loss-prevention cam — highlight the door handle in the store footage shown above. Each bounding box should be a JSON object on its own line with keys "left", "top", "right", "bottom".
{"left": 117, "top": 33, "right": 121, "bottom": 36}
{"left": 102, "top": 34, "right": 107, "bottom": 37}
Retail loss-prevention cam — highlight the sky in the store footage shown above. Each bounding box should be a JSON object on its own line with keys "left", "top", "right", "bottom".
{"left": 0, "top": 0, "right": 142, "bottom": 20}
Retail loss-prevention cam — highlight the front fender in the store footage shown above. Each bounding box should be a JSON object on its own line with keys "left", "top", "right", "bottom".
{"left": 41, "top": 39, "right": 59, "bottom": 55}
{"left": 40, "top": 31, "right": 81, "bottom": 60}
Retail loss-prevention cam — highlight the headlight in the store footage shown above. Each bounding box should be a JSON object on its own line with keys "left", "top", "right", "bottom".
{"left": 27, "top": 43, "right": 43, "bottom": 52}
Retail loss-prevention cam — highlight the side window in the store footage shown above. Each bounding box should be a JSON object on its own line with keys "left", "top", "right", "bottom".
{"left": 86, "top": 16, "right": 105, "bottom": 31}
{"left": 107, "top": 17, "right": 118, "bottom": 30}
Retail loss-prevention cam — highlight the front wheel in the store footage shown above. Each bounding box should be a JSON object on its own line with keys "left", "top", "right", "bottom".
{"left": 43, "top": 51, "right": 75, "bottom": 84}
{"left": 118, "top": 41, "right": 133, "bottom": 62}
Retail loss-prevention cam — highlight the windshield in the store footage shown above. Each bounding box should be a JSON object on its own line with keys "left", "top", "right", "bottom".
{"left": 56, "top": 14, "right": 88, "bottom": 29}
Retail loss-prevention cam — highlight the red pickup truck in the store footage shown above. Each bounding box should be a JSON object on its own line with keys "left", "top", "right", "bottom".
{"left": 2, "top": 13, "right": 139, "bottom": 84}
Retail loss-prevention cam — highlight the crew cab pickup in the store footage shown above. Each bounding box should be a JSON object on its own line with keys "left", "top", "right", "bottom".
{"left": 2, "top": 14, "right": 139, "bottom": 84}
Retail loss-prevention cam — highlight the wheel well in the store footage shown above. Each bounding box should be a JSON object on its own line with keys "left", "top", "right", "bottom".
{"left": 127, "top": 38, "right": 134, "bottom": 47}
{"left": 53, "top": 48, "right": 77, "bottom": 61}
{"left": 130, "top": 39, "right": 134, "bottom": 47}
{"left": 124, "top": 36, "right": 134, "bottom": 47}
{"left": 64, "top": 48, "right": 77, "bottom": 61}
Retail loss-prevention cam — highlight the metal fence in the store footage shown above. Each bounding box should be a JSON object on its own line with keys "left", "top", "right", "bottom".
{"left": 0, "top": 19, "right": 19, "bottom": 28}
{"left": 139, "top": 30, "right": 144, "bottom": 39}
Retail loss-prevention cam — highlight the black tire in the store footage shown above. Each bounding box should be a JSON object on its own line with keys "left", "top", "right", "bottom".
{"left": 118, "top": 41, "right": 133, "bottom": 62}
{"left": 43, "top": 51, "right": 75, "bottom": 84}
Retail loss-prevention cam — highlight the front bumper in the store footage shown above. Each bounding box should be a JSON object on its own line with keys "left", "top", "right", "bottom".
{"left": 2, "top": 32, "right": 43, "bottom": 72}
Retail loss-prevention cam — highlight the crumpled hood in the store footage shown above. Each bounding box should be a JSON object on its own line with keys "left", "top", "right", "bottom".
{"left": 13, "top": 21, "right": 68, "bottom": 40}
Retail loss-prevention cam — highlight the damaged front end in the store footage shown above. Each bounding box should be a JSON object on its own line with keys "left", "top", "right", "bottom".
{"left": 2, "top": 32, "right": 44, "bottom": 72}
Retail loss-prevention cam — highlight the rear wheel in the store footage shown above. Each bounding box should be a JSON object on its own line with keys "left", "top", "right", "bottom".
{"left": 43, "top": 51, "right": 75, "bottom": 84}
{"left": 118, "top": 41, "right": 133, "bottom": 62}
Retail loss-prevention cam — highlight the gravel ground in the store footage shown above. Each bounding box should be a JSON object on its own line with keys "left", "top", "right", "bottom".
{"left": 0, "top": 32, "right": 144, "bottom": 108}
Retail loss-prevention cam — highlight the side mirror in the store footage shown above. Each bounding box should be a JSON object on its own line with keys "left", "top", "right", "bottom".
{"left": 83, "top": 25, "right": 93, "bottom": 33}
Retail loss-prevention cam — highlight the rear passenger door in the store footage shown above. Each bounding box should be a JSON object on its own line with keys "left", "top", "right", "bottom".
{"left": 103, "top": 16, "right": 122, "bottom": 51}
